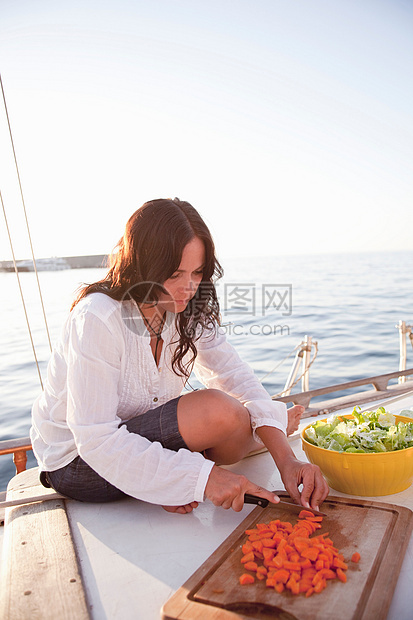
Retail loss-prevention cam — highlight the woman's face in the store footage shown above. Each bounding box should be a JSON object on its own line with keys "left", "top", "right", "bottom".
{"left": 158, "top": 236, "right": 205, "bottom": 314}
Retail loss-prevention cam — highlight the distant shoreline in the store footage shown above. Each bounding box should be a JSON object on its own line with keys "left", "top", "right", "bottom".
{"left": 0, "top": 254, "right": 109, "bottom": 272}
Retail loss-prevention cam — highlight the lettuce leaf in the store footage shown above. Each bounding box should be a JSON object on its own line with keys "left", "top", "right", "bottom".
{"left": 304, "top": 406, "right": 413, "bottom": 453}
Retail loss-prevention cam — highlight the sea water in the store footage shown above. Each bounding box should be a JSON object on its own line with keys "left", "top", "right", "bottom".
{"left": 0, "top": 250, "right": 412, "bottom": 491}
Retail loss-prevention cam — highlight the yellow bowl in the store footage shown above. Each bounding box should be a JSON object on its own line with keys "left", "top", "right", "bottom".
{"left": 301, "top": 414, "right": 413, "bottom": 496}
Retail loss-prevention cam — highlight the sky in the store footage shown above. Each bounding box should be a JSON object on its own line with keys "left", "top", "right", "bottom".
{"left": 0, "top": 0, "right": 412, "bottom": 261}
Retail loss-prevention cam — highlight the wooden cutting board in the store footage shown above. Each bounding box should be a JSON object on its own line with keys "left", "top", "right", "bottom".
{"left": 162, "top": 495, "right": 413, "bottom": 620}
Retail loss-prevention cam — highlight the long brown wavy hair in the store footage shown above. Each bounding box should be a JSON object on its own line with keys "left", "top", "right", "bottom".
{"left": 71, "top": 198, "right": 223, "bottom": 377}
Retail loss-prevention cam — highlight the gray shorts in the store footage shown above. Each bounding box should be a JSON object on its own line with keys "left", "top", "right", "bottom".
{"left": 120, "top": 396, "right": 189, "bottom": 451}
{"left": 40, "top": 396, "right": 189, "bottom": 502}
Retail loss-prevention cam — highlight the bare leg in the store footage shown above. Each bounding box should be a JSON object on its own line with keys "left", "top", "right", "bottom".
{"left": 161, "top": 389, "right": 261, "bottom": 513}
{"left": 176, "top": 389, "right": 261, "bottom": 463}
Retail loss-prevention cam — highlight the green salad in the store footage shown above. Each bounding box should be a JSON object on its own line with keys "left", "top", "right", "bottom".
{"left": 304, "top": 407, "right": 413, "bottom": 453}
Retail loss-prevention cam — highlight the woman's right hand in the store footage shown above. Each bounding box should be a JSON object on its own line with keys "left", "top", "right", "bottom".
{"left": 204, "top": 465, "right": 279, "bottom": 512}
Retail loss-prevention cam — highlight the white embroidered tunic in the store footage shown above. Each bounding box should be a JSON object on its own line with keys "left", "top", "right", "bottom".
{"left": 31, "top": 293, "right": 287, "bottom": 506}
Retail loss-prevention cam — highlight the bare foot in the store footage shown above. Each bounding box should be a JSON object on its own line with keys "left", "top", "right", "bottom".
{"left": 162, "top": 501, "right": 199, "bottom": 514}
{"left": 287, "top": 405, "right": 304, "bottom": 436}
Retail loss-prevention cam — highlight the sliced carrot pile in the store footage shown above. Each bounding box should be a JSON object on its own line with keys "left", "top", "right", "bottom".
{"left": 239, "top": 509, "right": 359, "bottom": 596}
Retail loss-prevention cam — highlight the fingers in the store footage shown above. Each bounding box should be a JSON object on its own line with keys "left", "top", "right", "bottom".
{"left": 245, "top": 483, "right": 280, "bottom": 506}
{"left": 204, "top": 466, "right": 277, "bottom": 513}
{"left": 299, "top": 472, "right": 315, "bottom": 510}
{"left": 297, "top": 464, "right": 329, "bottom": 510}
{"left": 231, "top": 483, "right": 279, "bottom": 513}
{"left": 308, "top": 469, "right": 329, "bottom": 510}
{"left": 281, "top": 460, "right": 329, "bottom": 511}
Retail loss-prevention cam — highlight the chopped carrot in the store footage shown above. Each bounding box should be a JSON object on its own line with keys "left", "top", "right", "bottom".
{"left": 298, "top": 520, "right": 317, "bottom": 534}
{"left": 336, "top": 568, "right": 347, "bottom": 583}
{"left": 305, "top": 515, "right": 324, "bottom": 522}
{"left": 244, "top": 561, "right": 258, "bottom": 572}
{"left": 271, "top": 554, "right": 284, "bottom": 569}
{"left": 351, "top": 552, "right": 361, "bottom": 563}
{"left": 252, "top": 541, "right": 264, "bottom": 553}
{"left": 333, "top": 557, "right": 348, "bottom": 570}
{"left": 262, "top": 548, "right": 276, "bottom": 561}
{"left": 321, "top": 569, "right": 336, "bottom": 580}
{"left": 242, "top": 542, "right": 254, "bottom": 554}
{"left": 301, "top": 568, "right": 317, "bottom": 580}
{"left": 298, "top": 510, "right": 316, "bottom": 519}
{"left": 271, "top": 569, "right": 290, "bottom": 584}
{"left": 240, "top": 510, "right": 352, "bottom": 597}
{"left": 277, "top": 539, "right": 288, "bottom": 553}
{"left": 293, "top": 537, "right": 310, "bottom": 553}
{"left": 314, "top": 578, "right": 327, "bottom": 593}
{"left": 301, "top": 547, "right": 319, "bottom": 562}
{"left": 283, "top": 561, "right": 302, "bottom": 572}
{"left": 312, "top": 571, "right": 325, "bottom": 586}
{"left": 287, "top": 576, "right": 300, "bottom": 595}
{"left": 261, "top": 538, "right": 277, "bottom": 548}
{"left": 239, "top": 573, "right": 255, "bottom": 585}
{"left": 279, "top": 521, "right": 293, "bottom": 532}
{"left": 272, "top": 532, "right": 285, "bottom": 545}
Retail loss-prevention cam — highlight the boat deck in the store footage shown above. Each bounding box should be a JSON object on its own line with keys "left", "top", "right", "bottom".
{"left": 1, "top": 391, "right": 413, "bottom": 619}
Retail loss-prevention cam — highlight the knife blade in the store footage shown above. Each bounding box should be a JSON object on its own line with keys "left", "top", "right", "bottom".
{"left": 244, "top": 493, "right": 326, "bottom": 517}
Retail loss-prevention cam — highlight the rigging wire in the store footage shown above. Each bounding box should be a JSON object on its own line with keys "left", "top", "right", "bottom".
{"left": 0, "top": 73, "right": 52, "bottom": 352}
{"left": 271, "top": 342, "right": 319, "bottom": 398}
{"left": 1, "top": 189, "right": 44, "bottom": 390}
{"left": 258, "top": 342, "right": 302, "bottom": 383}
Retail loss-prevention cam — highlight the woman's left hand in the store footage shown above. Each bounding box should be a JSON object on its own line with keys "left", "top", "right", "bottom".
{"left": 279, "top": 458, "right": 329, "bottom": 511}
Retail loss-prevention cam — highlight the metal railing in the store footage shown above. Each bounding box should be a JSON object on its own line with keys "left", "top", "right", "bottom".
{"left": 275, "top": 368, "right": 413, "bottom": 416}
{"left": 397, "top": 320, "right": 413, "bottom": 383}
{"left": 280, "top": 336, "right": 317, "bottom": 396}
{"left": 0, "top": 437, "right": 32, "bottom": 476}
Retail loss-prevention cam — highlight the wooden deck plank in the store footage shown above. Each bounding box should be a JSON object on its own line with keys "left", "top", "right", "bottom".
{"left": 0, "top": 469, "right": 90, "bottom": 619}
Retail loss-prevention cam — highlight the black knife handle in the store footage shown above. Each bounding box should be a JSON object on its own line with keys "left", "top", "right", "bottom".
{"left": 244, "top": 494, "right": 269, "bottom": 508}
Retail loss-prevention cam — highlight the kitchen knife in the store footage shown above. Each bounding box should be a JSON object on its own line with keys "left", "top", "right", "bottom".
{"left": 244, "top": 493, "right": 326, "bottom": 517}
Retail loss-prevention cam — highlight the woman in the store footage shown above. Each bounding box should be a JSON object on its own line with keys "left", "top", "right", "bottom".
{"left": 31, "top": 198, "right": 328, "bottom": 514}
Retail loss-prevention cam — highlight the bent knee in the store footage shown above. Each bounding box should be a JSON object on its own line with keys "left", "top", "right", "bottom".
{"left": 202, "top": 389, "right": 251, "bottom": 432}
